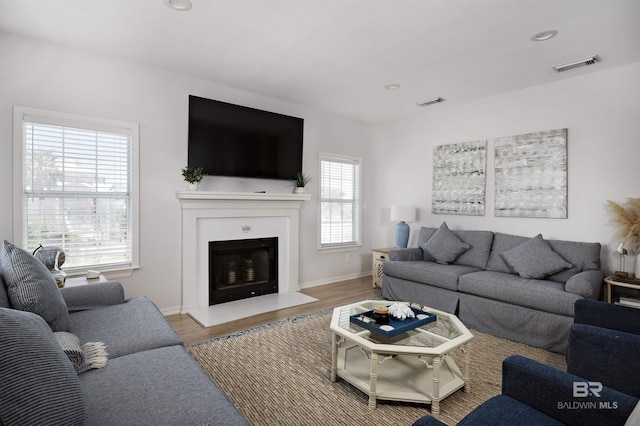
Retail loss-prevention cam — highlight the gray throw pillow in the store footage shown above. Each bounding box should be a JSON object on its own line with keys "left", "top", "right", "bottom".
{"left": 422, "top": 222, "right": 471, "bottom": 264}
{"left": 501, "top": 234, "right": 573, "bottom": 279}
{"left": 1, "top": 240, "right": 70, "bottom": 332}
{"left": 0, "top": 307, "right": 85, "bottom": 425}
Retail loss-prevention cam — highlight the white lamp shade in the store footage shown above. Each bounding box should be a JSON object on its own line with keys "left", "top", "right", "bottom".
{"left": 390, "top": 205, "right": 416, "bottom": 222}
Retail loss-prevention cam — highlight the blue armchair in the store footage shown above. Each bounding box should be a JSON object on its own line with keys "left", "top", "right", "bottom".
{"left": 413, "top": 300, "right": 640, "bottom": 426}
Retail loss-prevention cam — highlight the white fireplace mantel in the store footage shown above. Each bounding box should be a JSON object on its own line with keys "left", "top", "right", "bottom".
{"left": 176, "top": 191, "right": 311, "bottom": 325}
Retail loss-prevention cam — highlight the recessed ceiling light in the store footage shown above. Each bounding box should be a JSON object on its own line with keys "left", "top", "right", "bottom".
{"left": 163, "top": 0, "right": 192, "bottom": 11}
{"left": 384, "top": 84, "right": 401, "bottom": 90}
{"left": 531, "top": 30, "right": 558, "bottom": 41}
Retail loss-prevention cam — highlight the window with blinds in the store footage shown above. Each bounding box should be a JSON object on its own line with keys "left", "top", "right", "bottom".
{"left": 15, "top": 107, "right": 139, "bottom": 273}
{"left": 319, "top": 154, "right": 362, "bottom": 249}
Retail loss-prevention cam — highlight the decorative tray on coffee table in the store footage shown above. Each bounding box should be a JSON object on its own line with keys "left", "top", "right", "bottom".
{"left": 350, "top": 306, "right": 437, "bottom": 339}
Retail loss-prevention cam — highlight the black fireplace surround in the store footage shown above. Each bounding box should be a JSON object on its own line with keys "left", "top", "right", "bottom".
{"left": 208, "top": 237, "right": 278, "bottom": 305}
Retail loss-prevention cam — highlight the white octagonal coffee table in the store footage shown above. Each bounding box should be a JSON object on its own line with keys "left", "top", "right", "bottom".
{"left": 330, "top": 300, "right": 473, "bottom": 418}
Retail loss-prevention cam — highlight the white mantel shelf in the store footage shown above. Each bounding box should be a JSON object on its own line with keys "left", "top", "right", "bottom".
{"left": 176, "top": 191, "right": 311, "bottom": 202}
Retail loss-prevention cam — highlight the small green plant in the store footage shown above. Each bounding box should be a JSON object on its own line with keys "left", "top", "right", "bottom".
{"left": 181, "top": 166, "right": 206, "bottom": 184}
{"left": 294, "top": 172, "right": 311, "bottom": 187}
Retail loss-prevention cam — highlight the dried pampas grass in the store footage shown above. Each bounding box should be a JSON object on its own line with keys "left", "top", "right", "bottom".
{"left": 607, "top": 198, "right": 640, "bottom": 252}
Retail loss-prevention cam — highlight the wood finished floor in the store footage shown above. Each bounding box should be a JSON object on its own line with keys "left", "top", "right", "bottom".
{"left": 166, "top": 276, "right": 379, "bottom": 345}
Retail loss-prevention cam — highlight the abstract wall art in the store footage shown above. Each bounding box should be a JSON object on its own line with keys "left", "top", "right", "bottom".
{"left": 432, "top": 140, "right": 487, "bottom": 216}
{"left": 494, "top": 128, "right": 567, "bottom": 218}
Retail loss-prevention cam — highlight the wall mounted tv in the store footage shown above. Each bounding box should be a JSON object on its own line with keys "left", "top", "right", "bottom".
{"left": 188, "top": 95, "right": 304, "bottom": 181}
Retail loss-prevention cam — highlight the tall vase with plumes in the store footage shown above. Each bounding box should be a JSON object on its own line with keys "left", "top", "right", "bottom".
{"left": 390, "top": 205, "right": 416, "bottom": 248}
{"left": 635, "top": 253, "right": 640, "bottom": 279}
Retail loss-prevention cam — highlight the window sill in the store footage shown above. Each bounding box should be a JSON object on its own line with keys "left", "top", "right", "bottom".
{"left": 318, "top": 245, "right": 362, "bottom": 254}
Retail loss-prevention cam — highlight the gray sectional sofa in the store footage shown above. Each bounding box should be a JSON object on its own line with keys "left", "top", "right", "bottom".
{"left": 0, "top": 240, "right": 248, "bottom": 425}
{"left": 381, "top": 223, "right": 605, "bottom": 353}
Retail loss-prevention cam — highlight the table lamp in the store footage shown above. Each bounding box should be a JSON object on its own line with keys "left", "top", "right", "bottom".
{"left": 391, "top": 205, "right": 416, "bottom": 248}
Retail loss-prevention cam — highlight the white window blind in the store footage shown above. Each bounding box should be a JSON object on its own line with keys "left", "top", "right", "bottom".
{"left": 319, "top": 154, "right": 361, "bottom": 248}
{"left": 17, "top": 108, "right": 138, "bottom": 273}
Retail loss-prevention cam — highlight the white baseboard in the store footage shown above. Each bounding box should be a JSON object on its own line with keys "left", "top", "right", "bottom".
{"left": 299, "top": 271, "right": 371, "bottom": 289}
{"left": 161, "top": 306, "right": 182, "bottom": 316}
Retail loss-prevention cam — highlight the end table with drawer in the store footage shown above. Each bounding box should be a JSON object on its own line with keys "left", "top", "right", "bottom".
{"left": 372, "top": 247, "right": 395, "bottom": 288}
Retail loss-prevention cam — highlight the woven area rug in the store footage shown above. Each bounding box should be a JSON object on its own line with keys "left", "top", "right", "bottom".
{"left": 187, "top": 310, "right": 566, "bottom": 426}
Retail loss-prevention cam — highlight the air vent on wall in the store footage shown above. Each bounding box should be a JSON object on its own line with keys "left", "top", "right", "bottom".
{"left": 417, "top": 97, "right": 444, "bottom": 107}
{"left": 553, "top": 55, "right": 599, "bottom": 72}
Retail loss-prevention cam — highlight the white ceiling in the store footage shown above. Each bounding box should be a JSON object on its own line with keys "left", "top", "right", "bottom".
{"left": 1, "top": 0, "right": 639, "bottom": 123}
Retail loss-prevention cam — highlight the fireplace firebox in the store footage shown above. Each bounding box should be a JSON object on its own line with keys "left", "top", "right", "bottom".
{"left": 209, "top": 237, "right": 278, "bottom": 305}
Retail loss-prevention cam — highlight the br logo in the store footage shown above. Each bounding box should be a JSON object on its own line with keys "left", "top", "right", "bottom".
{"left": 573, "top": 381, "right": 603, "bottom": 398}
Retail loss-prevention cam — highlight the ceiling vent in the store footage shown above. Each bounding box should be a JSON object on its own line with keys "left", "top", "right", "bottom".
{"left": 417, "top": 97, "right": 444, "bottom": 107}
{"left": 553, "top": 55, "right": 599, "bottom": 72}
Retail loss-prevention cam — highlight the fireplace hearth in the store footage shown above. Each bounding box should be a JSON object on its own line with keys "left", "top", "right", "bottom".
{"left": 209, "top": 237, "right": 278, "bottom": 305}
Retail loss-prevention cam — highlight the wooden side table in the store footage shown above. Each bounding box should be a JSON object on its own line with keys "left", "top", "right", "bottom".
{"left": 371, "top": 247, "right": 395, "bottom": 288}
{"left": 604, "top": 275, "right": 640, "bottom": 303}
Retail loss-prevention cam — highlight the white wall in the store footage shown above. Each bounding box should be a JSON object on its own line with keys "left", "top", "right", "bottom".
{"left": 370, "top": 62, "right": 640, "bottom": 275}
{"left": 0, "top": 32, "right": 373, "bottom": 313}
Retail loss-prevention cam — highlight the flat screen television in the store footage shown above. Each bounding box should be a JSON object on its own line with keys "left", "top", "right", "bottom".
{"left": 188, "top": 95, "right": 304, "bottom": 181}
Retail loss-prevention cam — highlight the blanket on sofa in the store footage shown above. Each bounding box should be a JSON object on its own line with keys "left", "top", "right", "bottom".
{"left": 54, "top": 331, "right": 108, "bottom": 374}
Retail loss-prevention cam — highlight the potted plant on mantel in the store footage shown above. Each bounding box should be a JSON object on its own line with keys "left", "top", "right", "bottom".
{"left": 182, "top": 166, "right": 206, "bottom": 191}
{"left": 293, "top": 172, "right": 311, "bottom": 194}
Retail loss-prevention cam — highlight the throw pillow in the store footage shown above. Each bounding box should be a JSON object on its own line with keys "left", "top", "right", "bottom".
{"left": 1, "top": 240, "right": 70, "bottom": 332}
{"left": 501, "top": 234, "right": 573, "bottom": 279}
{"left": 422, "top": 222, "right": 471, "bottom": 264}
{"left": 0, "top": 307, "right": 85, "bottom": 425}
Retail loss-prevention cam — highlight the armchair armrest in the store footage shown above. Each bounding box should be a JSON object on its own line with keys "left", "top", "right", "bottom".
{"left": 389, "top": 248, "right": 423, "bottom": 261}
{"left": 574, "top": 299, "right": 640, "bottom": 335}
{"left": 567, "top": 324, "right": 640, "bottom": 398}
{"left": 60, "top": 281, "right": 125, "bottom": 312}
{"left": 502, "top": 355, "right": 637, "bottom": 426}
{"left": 564, "top": 270, "right": 605, "bottom": 299}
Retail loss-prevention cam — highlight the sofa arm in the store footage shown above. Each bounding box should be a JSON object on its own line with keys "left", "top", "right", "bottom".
{"left": 502, "top": 355, "right": 637, "bottom": 426}
{"left": 574, "top": 299, "right": 640, "bottom": 335}
{"left": 60, "top": 281, "right": 126, "bottom": 312}
{"left": 567, "top": 323, "right": 640, "bottom": 398}
{"left": 389, "top": 248, "right": 423, "bottom": 261}
{"left": 564, "top": 270, "right": 605, "bottom": 299}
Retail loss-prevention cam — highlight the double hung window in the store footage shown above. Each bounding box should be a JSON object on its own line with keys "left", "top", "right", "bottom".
{"left": 319, "top": 153, "right": 362, "bottom": 249}
{"left": 13, "top": 106, "right": 139, "bottom": 274}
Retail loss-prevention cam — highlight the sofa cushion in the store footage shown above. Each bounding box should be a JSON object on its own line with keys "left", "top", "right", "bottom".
{"left": 68, "top": 296, "right": 183, "bottom": 359}
{"left": 383, "top": 260, "right": 480, "bottom": 291}
{"left": 422, "top": 222, "right": 470, "bottom": 264}
{"left": 486, "top": 233, "right": 530, "bottom": 273}
{"left": 452, "top": 230, "right": 495, "bottom": 269}
{"left": 0, "top": 307, "right": 85, "bottom": 425}
{"left": 1, "top": 240, "right": 70, "bottom": 331}
{"left": 501, "top": 234, "right": 572, "bottom": 279}
{"left": 78, "top": 345, "right": 249, "bottom": 426}
{"left": 546, "top": 240, "right": 602, "bottom": 283}
{"left": 417, "top": 227, "right": 438, "bottom": 261}
{"left": 457, "top": 395, "right": 565, "bottom": 426}
{"left": 458, "top": 271, "right": 581, "bottom": 316}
